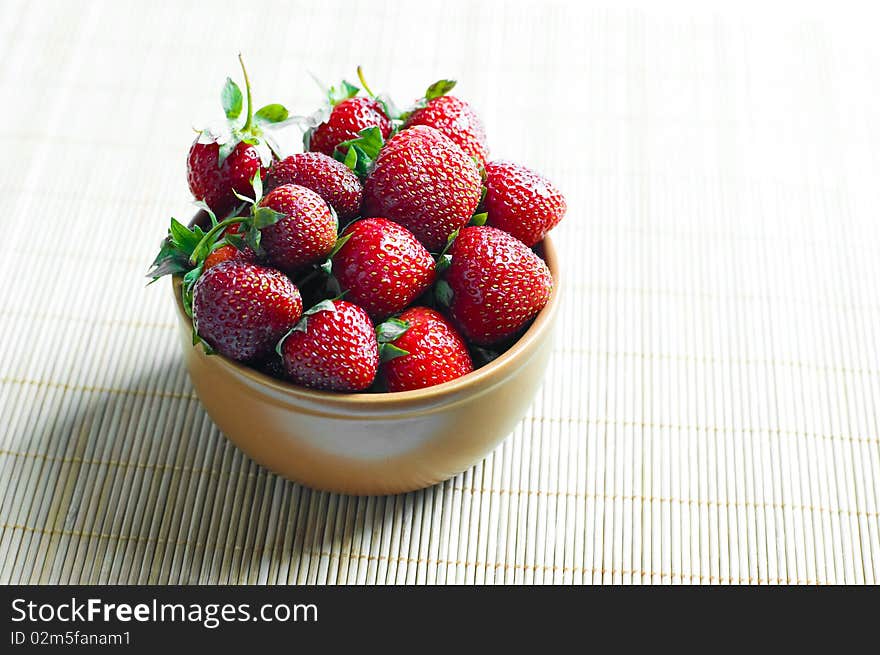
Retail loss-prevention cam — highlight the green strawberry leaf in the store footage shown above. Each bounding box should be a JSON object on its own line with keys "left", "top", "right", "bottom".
{"left": 376, "top": 318, "right": 410, "bottom": 344}
{"left": 217, "top": 139, "right": 236, "bottom": 166}
{"left": 232, "top": 188, "right": 256, "bottom": 205}
{"left": 379, "top": 343, "right": 410, "bottom": 363}
{"left": 471, "top": 212, "right": 488, "bottom": 226}
{"left": 252, "top": 206, "right": 285, "bottom": 229}
{"left": 342, "top": 145, "right": 358, "bottom": 170}
{"left": 435, "top": 279, "right": 454, "bottom": 307}
{"left": 436, "top": 253, "right": 452, "bottom": 274}
{"left": 244, "top": 224, "right": 262, "bottom": 253}
{"left": 224, "top": 233, "right": 247, "bottom": 252}
{"left": 436, "top": 228, "right": 459, "bottom": 259}
{"left": 275, "top": 323, "right": 299, "bottom": 356}
{"left": 334, "top": 126, "right": 385, "bottom": 177}
{"left": 148, "top": 218, "right": 212, "bottom": 281}
{"left": 183, "top": 263, "right": 202, "bottom": 289}
{"left": 192, "top": 325, "right": 216, "bottom": 356}
{"left": 221, "top": 77, "right": 243, "bottom": 120}
{"left": 328, "top": 231, "right": 353, "bottom": 259}
{"left": 250, "top": 170, "right": 263, "bottom": 203}
{"left": 168, "top": 218, "right": 204, "bottom": 254}
{"left": 277, "top": 299, "right": 339, "bottom": 354}
{"left": 303, "top": 299, "right": 337, "bottom": 317}
{"left": 328, "top": 80, "right": 359, "bottom": 105}
{"left": 350, "top": 145, "right": 371, "bottom": 176}
{"left": 334, "top": 144, "right": 371, "bottom": 177}
{"left": 181, "top": 263, "right": 203, "bottom": 318}
{"left": 425, "top": 79, "right": 456, "bottom": 100}
{"left": 146, "top": 254, "right": 190, "bottom": 281}
{"left": 254, "top": 103, "right": 289, "bottom": 124}
{"left": 340, "top": 126, "right": 384, "bottom": 159}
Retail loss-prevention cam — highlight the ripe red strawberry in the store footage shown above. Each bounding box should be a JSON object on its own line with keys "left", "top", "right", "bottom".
{"left": 379, "top": 307, "right": 473, "bottom": 392}
{"left": 331, "top": 218, "right": 435, "bottom": 321}
{"left": 308, "top": 97, "right": 392, "bottom": 157}
{"left": 203, "top": 243, "right": 254, "bottom": 271}
{"left": 266, "top": 152, "right": 363, "bottom": 220}
{"left": 362, "top": 125, "right": 482, "bottom": 251}
{"left": 441, "top": 226, "right": 552, "bottom": 346}
{"left": 258, "top": 184, "right": 337, "bottom": 274}
{"left": 404, "top": 90, "right": 488, "bottom": 166}
{"left": 483, "top": 161, "right": 567, "bottom": 247}
{"left": 192, "top": 260, "right": 302, "bottom": 362}
{"left": 187, "top": 58, "right": 289, "bottom": 217}
{"left": 187, "top": 140, "right": 264, "bottom": 218}
{"left": 279, "top": 300, "right": 378, "bottom": 392}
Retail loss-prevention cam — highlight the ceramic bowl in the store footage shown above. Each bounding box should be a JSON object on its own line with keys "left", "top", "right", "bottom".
{"left": 172, "top": 236, "right": 560, "bottom": 495}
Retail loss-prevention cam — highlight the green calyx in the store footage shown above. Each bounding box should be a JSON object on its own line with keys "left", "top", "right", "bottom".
{"left": 333, "top": 126, "right": 385, "bottom": 177}
{"left": 434, "top": 279, "right": 454, "bottom": 307}
{"left": 208, "top": 55, "right": 289, "bottom": 167}
{"left": 376, "top": 317, "right": 411, "bottom": 362}
{"left": 147, "top": 172, "right": 285, "bottom": 314}
{"left": 275, "top": 299, "right": 340, "bottom": 356}
{"left": 191, "top": 324, "right": 216, "bottom": 356}
{"left": 320, "top": 230, "right": 353, "bottom": 276}
{"left": 379, "top": 343, "right": 409, "bottom": 363}
{"left": 425, "top": 78, "right": 456, "bottom": 101}
{"left": 433, "top": 228, "right": 459, "bottom": 274}
{"left": 192, "top": 172, "right": 283, "bottom": 262}
{"left": 376, "top": 317, "right": 410, "bottom": 343}
{"left": 399, "top": 78, "right": 457, "bottom": 122}
{"left": 470, "top": 212, "right": 488, "bottom": 226}
{"left": 328, "top": 79, "right": 359, "bottom": 106}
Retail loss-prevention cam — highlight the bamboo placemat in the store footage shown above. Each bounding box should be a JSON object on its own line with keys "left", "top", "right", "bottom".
{"left": 1, "top": 0, "right": 878, "bottom": 584}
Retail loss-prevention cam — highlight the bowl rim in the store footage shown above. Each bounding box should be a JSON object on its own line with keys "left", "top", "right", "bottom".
{"left": 173, "top": 233, "right": 560, "bottom": 408}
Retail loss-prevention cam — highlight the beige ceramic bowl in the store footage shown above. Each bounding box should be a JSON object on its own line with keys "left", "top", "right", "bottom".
{"left": 173, "top": 238, "right": 559, "bottom": 495}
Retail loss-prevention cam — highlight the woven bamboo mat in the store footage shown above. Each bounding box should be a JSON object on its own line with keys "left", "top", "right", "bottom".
{"left": 1, "top": 0, "right": 878, "bottom": 584}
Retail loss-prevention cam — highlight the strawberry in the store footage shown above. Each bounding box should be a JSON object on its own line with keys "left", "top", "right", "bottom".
{"left": 203, "top": 223, "right": 255, "bottom": 271}
{"left": 187, "top": 56, "right": 289, "bottom": 217}
{"left": 258, "top": 184, "right": 337, "bottom": 275}
{"left": 483, "top": 161, "right": 567, "bottom": 247}
{"left": 187, "top": 141, "right": 263, "bottom": 218}
{"left": 331, "top": 218, "right": 435, "bottom": 321}
{"left": 203, "top": 243, "right": 254, "bottom": 271}
{"left": 278, "top": 300, "right": 378, "bottom": 392}
{"left": 265, "top": 152, "right": 362, "bottom": 220}
{"left": 377, "top": 307, "right": 473, "bottom": 392}
{"left": 362, "top": 125, "right": 482, "bottom": 251}
{"left": 308, "top": 96, "right": 392, "bottom": 158}
{"left": 439, "top": 226, "right": 552, "bottom": 346}
{"left": 192, "top": 260, "right": 303, "bottom": 362}
{"left": 403, "top": 80, "right": 488, "bottom": 166}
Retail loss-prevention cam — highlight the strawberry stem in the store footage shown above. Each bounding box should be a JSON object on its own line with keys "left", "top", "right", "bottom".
{"left": 189, "top": 216, "right": 245, "bottom": 265}
{"left": 239, "top": 54, "right": 255, "bottom": 134}
{"left": 356, "top": 66, "right": 375, "bottom": 98}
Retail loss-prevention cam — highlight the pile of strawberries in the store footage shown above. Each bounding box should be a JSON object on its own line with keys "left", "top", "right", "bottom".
{"left": 150, "top": 58, "right": 567, "bottom": 393}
